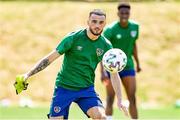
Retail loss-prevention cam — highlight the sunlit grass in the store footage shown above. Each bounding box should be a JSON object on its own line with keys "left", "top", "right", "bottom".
{"left": 0, "top": 105, "right": 180, "bottom": 119}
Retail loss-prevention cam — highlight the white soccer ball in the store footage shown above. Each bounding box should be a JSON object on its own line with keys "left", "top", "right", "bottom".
{"left": 102, "top": 48, "right": 127, "bottom": 73}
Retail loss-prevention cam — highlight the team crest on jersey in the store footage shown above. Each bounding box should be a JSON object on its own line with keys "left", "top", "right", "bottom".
{"left": 77, "top": 46, "right": 83, "bottom": 51}
{"left": 54, "top": 106, "right": 61, "bottom": 113}
{"left": 116, "top": 34, "right": 122, "bottom": 39}
{"left": 131, "top": 31, "right": 137, "bottom": 38}
{"left": 96, "top": 48, "right": 104, "bottom": 56}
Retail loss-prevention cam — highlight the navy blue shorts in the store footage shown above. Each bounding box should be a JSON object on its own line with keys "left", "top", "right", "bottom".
{"left": 48, "top": 86, "right": 103, "bottom": 119}
{"left": 106, "top": 69, "right": 136, "bottom": 79}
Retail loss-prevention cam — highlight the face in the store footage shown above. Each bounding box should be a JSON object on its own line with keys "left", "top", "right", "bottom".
{"left": 88, "top": 14, "right": 106, "bottom": 36}
{"left": 118, "top": 7, "right": 130, "bottom": 23}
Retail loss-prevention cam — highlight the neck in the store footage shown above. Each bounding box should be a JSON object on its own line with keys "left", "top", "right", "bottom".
{"left": 120, "top": 21, "right": 128, "bottom": 28}
{"left": 86, "top": 28, "right": 99, "bottom": 40}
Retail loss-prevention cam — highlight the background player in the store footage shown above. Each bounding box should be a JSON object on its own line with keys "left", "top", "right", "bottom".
{"left": 14, "top": 9, "right": 128, "bottom": 119}
{"left": 101, "top": 3, "right": 141, "bottom": 119}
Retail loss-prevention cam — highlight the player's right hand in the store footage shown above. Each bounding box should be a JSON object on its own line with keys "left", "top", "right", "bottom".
{"left": 14, "top": 74, "right": 29, "bottom": 95}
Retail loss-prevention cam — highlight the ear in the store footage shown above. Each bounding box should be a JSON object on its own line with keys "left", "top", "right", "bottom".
{"left": 104, "top": 21, "right": 106, "bottom": 27}
{"left": 117, "top": 11, "right": 120, "bottom": 17}
{"left": 87, "top": 20, "right": 89, "bottom": 26}
{"left": 129, "top": 10, "right": 131, "bottom": 16}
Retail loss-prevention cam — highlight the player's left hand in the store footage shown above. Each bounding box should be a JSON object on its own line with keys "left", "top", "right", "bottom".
{"left": 14, "top": 75, "right": 29, "bottom": 95}
{"left": 117, "top": 100, "right": 129, "bottom": 117}
{"left": 136, "top": 65, "right": 142, "bottom": 73}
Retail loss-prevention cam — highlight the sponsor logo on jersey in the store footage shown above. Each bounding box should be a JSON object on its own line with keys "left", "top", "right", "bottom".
{"left": 131, "top": 31, "right": 137, "bottom": 38}
{"left": 77, "top": 46, "right": 83, "bottom": 51}
{"left": 116, "top": 34, "right": 122, "bottom": 39}
{"left": 54, "top": 106, "right": 61, "bottom": 113}
{"left": 96, "top": 48, "right": 104, "bottom": 56}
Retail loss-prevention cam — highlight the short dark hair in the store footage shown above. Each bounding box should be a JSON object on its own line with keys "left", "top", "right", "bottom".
{"left": 117, "top": 3, "right": 131, "bottom": 10}
{"left": 89, "top": 9, "right": 106, "bottom": 18}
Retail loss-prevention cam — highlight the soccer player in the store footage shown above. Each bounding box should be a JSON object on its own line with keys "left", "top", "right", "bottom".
{"left": 101, "top": 3, "right": 141, "bottom": 119}
{"left": 14, "top": 9, "right": 128, "bottom": 119}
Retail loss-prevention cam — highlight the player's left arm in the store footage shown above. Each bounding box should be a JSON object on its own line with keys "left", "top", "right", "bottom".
{"left": 100, "top": 27, "right": 113, "bottom": 82}
{"left": 100, "top": 61, "right": 109, "bottom": 83}
{"left": 110, "top": 72, "right": 129, "bottom": 117}
{"left": 133, "top": 42, "right": 141, "bottom": 72}
{"left": 133, "top": 24, "right": 141, "bottom": 73}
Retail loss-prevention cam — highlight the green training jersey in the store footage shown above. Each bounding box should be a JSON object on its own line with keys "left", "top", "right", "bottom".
{"left": 56, "top": 29, "right": 112, "bottom": 91}
{"left": 103, "top": 20, "right": 139, "bottom": 70}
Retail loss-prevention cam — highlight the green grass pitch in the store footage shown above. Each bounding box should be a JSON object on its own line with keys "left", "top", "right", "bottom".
{"left": 0, "top": 104, "right": 180, "bottom": 119}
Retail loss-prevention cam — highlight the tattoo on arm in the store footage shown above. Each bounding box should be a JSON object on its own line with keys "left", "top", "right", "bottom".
{"left": 28, "top": 58, "right": 50, "bottom": 77}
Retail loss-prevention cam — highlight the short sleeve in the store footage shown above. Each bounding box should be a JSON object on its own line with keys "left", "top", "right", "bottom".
{"left": 99, "top": 38, "right": 113, "bottom": 62}
{"left": 56, "top": 34, "right": 74, "bottom": 55}
{"left": 107, "top": 41, "right": 113, "bottom": 50}
{"left": 104, "top": 38, "right": 113, "bottom": 51}
{"left": 103, "top": 27, "right": 113, "bottom": 42}
{"left": 135, "top": 24, "right": 139, "bottom": 40}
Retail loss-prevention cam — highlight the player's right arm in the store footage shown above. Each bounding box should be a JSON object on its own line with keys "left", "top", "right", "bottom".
{"left": 14, "top": 50, "right": 61, "bottom": 94}
{"left": 14, "top": 32, "right": 74, "bottom": 94}
{"left": 24, "top": 50, "right": 61, "bottom": 80}
{"left": 24, "top": 32, "right": 75, "bottom": 80}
